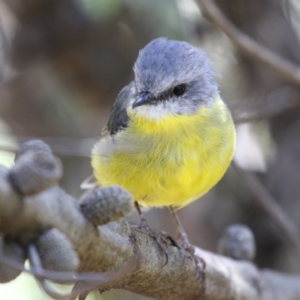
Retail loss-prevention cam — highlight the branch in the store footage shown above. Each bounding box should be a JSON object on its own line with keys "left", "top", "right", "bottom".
{"left": 196, "top": 0, "right": 300, "bottom": 86}
{"left": 233, "top": 163, "right": 300, "bottom": 252}
{"left": 0, "top": 136, "right": 96, "bottom": 158}
{"left": 0, "top": 140, "right": 300, "bottom": 300}
{"left": 232, "top": 86, "right": 300, "bottom": 124}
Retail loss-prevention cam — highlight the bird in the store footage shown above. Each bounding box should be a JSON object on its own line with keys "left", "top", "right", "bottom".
{"left": 91, "top": 37, "right": 236, "bottom": 274}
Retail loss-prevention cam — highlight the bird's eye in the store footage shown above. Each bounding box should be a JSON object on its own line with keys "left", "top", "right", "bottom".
{"left": 173, "top": 84, "right": 186, "bottom": 96}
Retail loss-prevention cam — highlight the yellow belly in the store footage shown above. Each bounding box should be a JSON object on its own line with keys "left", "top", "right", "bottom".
{"left": 92, "top": 97, "right": 235, "bottom": 208}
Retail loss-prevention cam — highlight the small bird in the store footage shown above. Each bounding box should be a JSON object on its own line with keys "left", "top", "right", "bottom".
{"left": 91, "top": 38, "right": 235, "bottom": 272}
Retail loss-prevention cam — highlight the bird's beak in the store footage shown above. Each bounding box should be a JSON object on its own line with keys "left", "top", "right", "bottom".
{"left": 132, "top": 91, "right": 155, "bottom": 108}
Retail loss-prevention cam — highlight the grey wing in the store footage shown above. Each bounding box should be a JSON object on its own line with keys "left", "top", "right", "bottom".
{"left": 81, "top": 83, "right": 135, "bottom": 191}
{"left": 107, "top": 82, "right": 135, "bottom": 135}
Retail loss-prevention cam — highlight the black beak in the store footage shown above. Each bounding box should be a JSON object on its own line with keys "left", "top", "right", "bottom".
{"left": 132, "top": 91, "right": 155, "bottom": 108}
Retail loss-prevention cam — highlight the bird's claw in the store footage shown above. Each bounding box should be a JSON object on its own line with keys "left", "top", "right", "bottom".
{"left": 175, "top": 231, "right": 206, "bottom": 280}
{"left": 134, "top": 218, "right": 170, "bottom": 266}
{"left": 182, "top": 242, "right": 206, "bottom": 281}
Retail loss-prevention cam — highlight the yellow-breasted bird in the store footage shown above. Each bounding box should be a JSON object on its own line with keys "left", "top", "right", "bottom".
{"left": 91, "top": 37, "right": 235, "bottom": 272}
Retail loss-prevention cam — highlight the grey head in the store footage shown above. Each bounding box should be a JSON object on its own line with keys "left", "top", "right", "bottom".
{"left": 130, "top": 37, "right": 219, "bottom": 119}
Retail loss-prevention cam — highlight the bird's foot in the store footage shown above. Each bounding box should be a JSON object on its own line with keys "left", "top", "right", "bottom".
{"left": 176, "top": 231, "right": 206, "bottom": 281}
{"left": 134, "top": 216, "right": 171, "bottom": 265}
{"left": 169, "top": 206, "right": 206, "bottom": 280}
{"left": 133, "top": 201, "right": 173, "bottom": 264}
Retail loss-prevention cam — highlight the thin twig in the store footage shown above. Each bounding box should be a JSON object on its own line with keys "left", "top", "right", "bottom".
{"left": 196, "top": 0, "right": 300, "bottom": 86}
{"left": 0, "top": 247, "right": 138, "bottom": 284}
{"left": 2, "top": 246, "right": 140, "bottom": 300}
{"left": 0, "top": 136, "right": 97, "bottom": 158}
{"left": 233, "top": 163, "right": 300, "bottom": 252}
{"left": 28, "top": 244, "right": 73, "bottom": 300}
{"left": 233, "top": 97, "right": 300, "bottom": 124}
{"left": 282, "top": 0, "right": 292, "bottom": 21}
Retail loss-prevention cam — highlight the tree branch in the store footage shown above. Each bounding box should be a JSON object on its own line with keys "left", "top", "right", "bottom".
{"left": 233, "top": 164, "right": 300, "bottom": 252}
{"left": 0, "top": 141, "right": 300, "bottom": 299}
{"left": 196, "top": 0, "right": 300, "bottom": 86}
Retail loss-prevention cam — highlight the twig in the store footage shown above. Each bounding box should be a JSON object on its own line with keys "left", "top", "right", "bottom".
{"left": 233, "top": 164, "right": 300, "bottom": 252}
{"left": 196, "top": 0, "right": 300, "bottom": 86}
{"left": 0, "top": 136, "right": 97, "bottom": 158}
{"left": 282, "top": 0, "right": 292, "bottom": 21}
{"left": 233, "top": 96, "right": 300, "bottom": 124}
{"left": 0, "top": 245, "right": 138, "bottom": 284}
{"left": 28, "top": 244, "right": 73, "bottom": 300}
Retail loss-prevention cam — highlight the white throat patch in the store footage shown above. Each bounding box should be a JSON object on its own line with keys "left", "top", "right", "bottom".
{"left": 129, "top": 101, "right": 176, "bottom": 120}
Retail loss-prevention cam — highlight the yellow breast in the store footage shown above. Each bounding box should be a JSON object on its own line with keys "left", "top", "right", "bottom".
{"left": 92, "top": 96, "right": 235, "bottom": 208}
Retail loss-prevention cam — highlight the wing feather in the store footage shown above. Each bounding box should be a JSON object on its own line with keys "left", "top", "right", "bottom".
{"left": 107, "top": 82, "right": 135, "bottom": 135}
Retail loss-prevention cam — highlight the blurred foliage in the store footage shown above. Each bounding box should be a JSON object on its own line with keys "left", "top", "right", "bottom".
{"left": 81, "top": 0, "right": 122, "bottom": 19}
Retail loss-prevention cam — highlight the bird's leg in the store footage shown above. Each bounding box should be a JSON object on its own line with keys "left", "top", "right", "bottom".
{"left": 134, "top": 201, "right": 149, "bottom": 230}
{"left": 169, "top": 206, "right": 190, "bottom": 246}
{"left": 134, "top": 201, "right": 169, "bottom": 264}
{"left": 169, "top": 206, "right": 206, "bottom": 280}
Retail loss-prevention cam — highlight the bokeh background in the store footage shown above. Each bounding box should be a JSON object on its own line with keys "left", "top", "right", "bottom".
{"left": 1, "top": 0, "right": 300, "bottom": 299}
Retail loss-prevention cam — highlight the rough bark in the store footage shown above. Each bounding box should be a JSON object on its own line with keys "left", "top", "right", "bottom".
{"left": 0, "top": 161, "right": 300, "bottom": 300}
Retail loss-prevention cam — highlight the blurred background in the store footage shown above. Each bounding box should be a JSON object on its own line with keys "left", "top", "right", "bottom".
{"left": 1, "top": 0, "right": 300, "bottom": 299}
